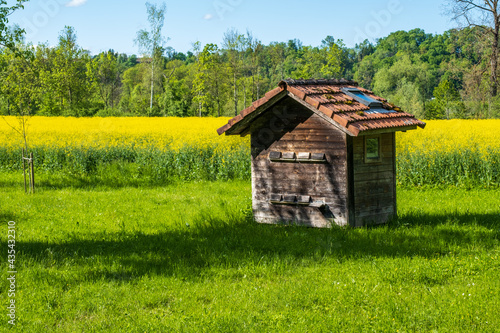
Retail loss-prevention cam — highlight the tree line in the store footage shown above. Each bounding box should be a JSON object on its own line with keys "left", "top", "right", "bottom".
{"left": 1, "top": 11, "right": 500, "bottom": 118}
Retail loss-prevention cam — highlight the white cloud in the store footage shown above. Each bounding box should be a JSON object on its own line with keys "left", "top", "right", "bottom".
{"left": 66, "top": 0, "right": 88, "bottom": 7}
{"left": 203, "top": 13, "right": 214, "bottom": 20}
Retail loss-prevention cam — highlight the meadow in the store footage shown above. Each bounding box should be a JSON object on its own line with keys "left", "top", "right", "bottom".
{"left": 1, "top": 117, "right": 499, "bottom": 331}
{"left": 0, "top": 172, "right": 499, "bottom": 332}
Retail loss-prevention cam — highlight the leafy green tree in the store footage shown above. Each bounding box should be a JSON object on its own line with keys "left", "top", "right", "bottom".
{"left": 88, "top": 51, "right": 122, "bottom": 109}
{"left": 372, "top": 55, "right": 433, "bottom": 117}
{"left": 159, "top": 59, "right": 192, "bottom": 117}
{"left": 268, "top": 41, "right": 286, "bottom": 82}
{"left": 354, "top": 55, "right": 376, "bottom": 89}
{"left": 193, "top": 43, "right": 228, "bottom": 117}
{"left": 320, "top": 36, "right": 344, "bottom": 78}
{"left": 117, "top": 53, "right": 138, "bottom": 69}
{"left": 120, "top": 63, "right": 151, "bottom": 115}
{"left": 33, "top": 43, "right": 60, "bottom": 115}
{"left": 38, "top": 26, "right": 92, "bottom": 116}
{"left": 427, "top": 79, "right": 465, "bottom": 119}
{"left": 0, "top": 0, "right": 27, "bottom": 53}
{"left": 289, "top": 36, "right": 345, "bottom": 80}
{"left": 245, "top": 31, "right": 264, "bottom": 101}
{"left": 0, "top": 44, "right": 37, "bottom": 117}
{"left": 354, "top": 39, "right": 376, "bottom": 62}
{"left": 291, "top": 46, "right": 324, "bottom": 78}
{"left": 0, "top": 43, "right": 38, "bottom": 166}
{"left": 222, "top": 28, "right": 245, "bottom": 116}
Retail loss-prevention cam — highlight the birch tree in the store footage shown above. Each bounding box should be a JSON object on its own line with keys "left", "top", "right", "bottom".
{"left": 135, "top": 2, "right": 167, "bottom": 115}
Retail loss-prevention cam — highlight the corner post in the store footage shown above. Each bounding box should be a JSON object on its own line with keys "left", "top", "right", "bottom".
{"left": 22, "top": 148, "right": 27, "bottom": 194}
{"left": 30, "top": 152, "right": 35, "bottom": 194}
{"left": 392, "top": 132, "right": 397, "bottom": 220}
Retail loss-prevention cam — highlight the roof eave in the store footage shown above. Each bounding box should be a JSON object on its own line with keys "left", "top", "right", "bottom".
{"left": 353, "top": 125, "right": 422, "bottom": 136}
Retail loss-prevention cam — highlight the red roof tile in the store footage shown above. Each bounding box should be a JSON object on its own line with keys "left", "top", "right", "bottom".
{"left": 287, "top": 85, "right": 307, "bottom": 100}
{"left": 218, "top": 79, "right": 425, "bottom": 136}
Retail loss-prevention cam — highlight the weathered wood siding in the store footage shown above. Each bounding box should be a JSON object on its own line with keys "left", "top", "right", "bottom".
{"left": 352, "top": 132, "right": 396, "bottom": 226}
{"left": 250, "top": 98, "right": 349, "bottom": 227}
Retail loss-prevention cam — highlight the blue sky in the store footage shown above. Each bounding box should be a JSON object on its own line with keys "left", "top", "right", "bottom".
{"left": 9, "top": 0, "right": 454, "bottom": 55}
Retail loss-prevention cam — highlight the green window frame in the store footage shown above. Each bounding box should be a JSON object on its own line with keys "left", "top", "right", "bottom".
{"left": 364, "top": 135, "right": 381, "bottom": 163}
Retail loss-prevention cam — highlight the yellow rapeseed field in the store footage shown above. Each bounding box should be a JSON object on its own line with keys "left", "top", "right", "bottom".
{"left": 1, "top": 116, "right": 498, "bottom": 185}
{"left": 395, "top": 119, "right": 499, "bottom": 187}
{"left": 396, "top": 119, "right": 500, "bottom": 156}
{"left": 1, "top": 116, "right": 498, "bottom": 154}
{"left": 0, "top": 116, "right": 248, "bottom": 152}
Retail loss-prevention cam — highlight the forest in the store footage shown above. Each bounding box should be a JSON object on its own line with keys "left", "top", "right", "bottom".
{"left": 1, "top": 25, "right": 499, "bottom": 119}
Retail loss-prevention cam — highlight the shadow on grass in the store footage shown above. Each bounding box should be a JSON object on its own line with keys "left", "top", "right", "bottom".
{"left": 393, "top": 209, "right": 500, "bottom": 229}
{"left": 15, "top": 209, "right": 500, "bottom": 283}
{"left": 0, "top": 172, "right": 175, "bottom": 190}
{"left": 11, "top": 173, "right": 241, "bottom": 191}
{"left": 0, "top": 179, "right": 23, "bottom": 189}
{"left": 0, "top": 212, "right": 17, "bottom": 223}
{"left": 36, "top": 174, "right": 162, "bottom": 190}
{"left": 1, "top": 168, "right": 179, "bottom": 191}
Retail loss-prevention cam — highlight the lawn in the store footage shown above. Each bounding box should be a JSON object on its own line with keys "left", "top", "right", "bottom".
{"left": 1, "top": 172, "right": 499, "bottom": 332}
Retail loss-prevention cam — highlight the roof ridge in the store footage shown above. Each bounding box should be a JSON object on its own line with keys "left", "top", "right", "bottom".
{"left": 282, "top": 78, "right": 358, "bottom": 86}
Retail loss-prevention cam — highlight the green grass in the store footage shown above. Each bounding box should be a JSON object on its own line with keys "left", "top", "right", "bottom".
{"left": 1, "top": 172, "right": 500, "bottom": 332}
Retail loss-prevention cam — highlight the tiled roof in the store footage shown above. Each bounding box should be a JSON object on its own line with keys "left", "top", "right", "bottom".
{"left": 217, "top": 79, "right": 425, "bottom": 136}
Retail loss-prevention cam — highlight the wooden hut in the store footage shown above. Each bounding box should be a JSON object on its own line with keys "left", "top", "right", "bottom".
{"left": 217, "top": 79, "right": 425, "bottom": 227}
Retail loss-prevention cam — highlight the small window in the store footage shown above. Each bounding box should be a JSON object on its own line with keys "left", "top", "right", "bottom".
{"left": 342, "top": 87, "right": 383, "bottom": 108}
{"left": 365, "top": 135, "right": 381, "bottom": 163}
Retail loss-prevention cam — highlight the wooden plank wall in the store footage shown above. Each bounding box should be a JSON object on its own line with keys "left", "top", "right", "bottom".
{"left": 251, "top": 98, "right": 349, "bottom": 227}
{"left": 352, "top": 132, "right": 396, "bottom": 226}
